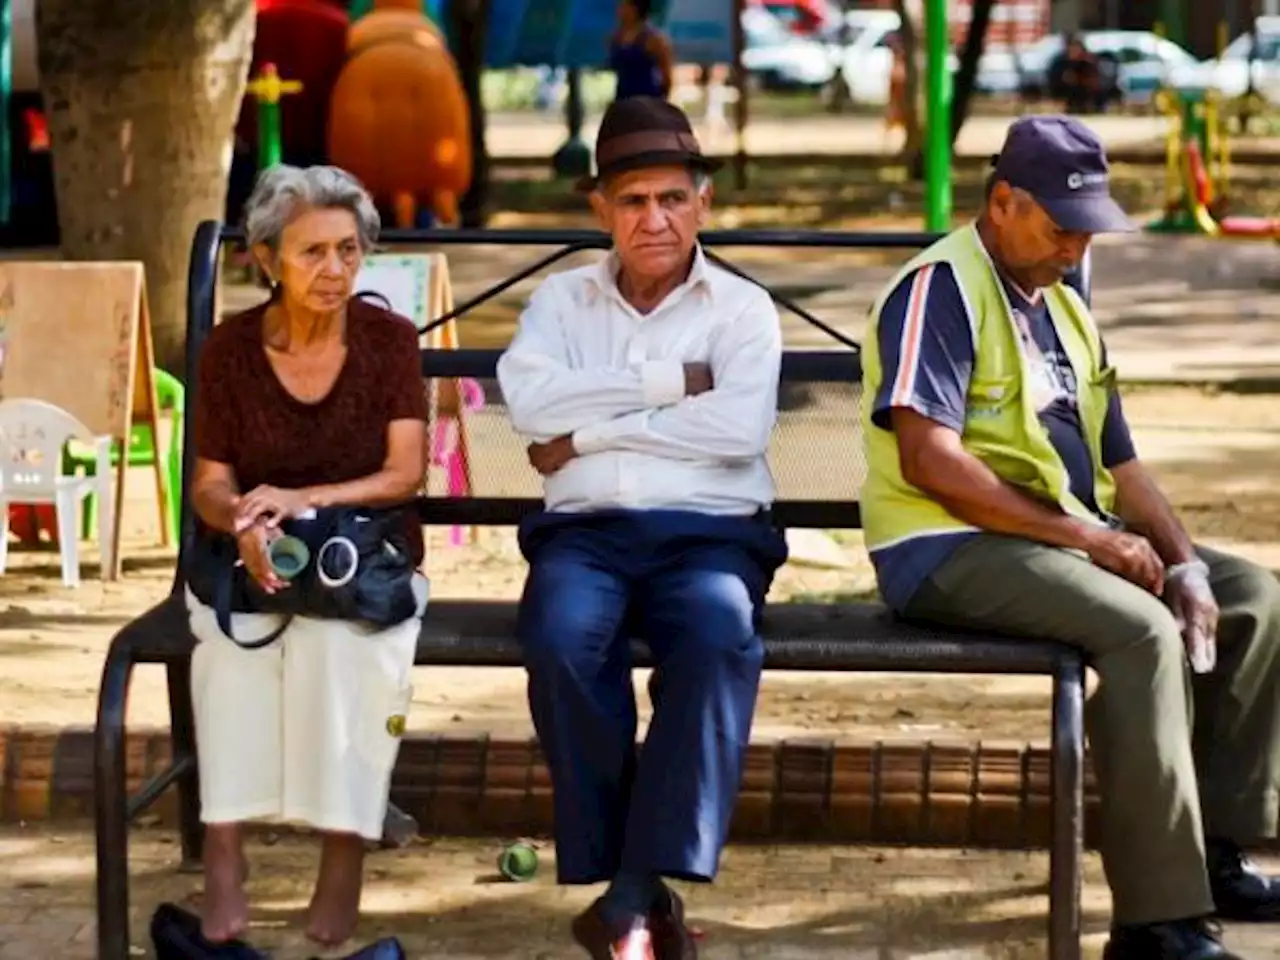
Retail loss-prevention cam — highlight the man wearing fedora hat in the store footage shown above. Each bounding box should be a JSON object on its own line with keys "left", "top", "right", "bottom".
{"left": 497, "top": 96, "right": 788, "bottom": 959}
{"left": 862, "top": 115, "right": 1280, "bottom": 958}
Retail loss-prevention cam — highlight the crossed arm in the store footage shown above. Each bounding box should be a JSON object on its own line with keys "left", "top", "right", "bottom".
{"left": 495, "top": 282, "right": 782, "bottom": 470}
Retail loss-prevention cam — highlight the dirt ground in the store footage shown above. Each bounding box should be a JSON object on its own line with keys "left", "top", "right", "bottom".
{"left": 3, "top": 822, "right": 1279, "bottom": 959}
{"left": 2, "top": 387, "right": 1279, "bottom": 746}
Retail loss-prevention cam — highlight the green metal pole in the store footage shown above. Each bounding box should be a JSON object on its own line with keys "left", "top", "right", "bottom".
{"left": 1160, "top": 0, "right": 1185, "bottom": 47}
{"left": 923, "top": 0, "right": 951, "bottom": 232}
{"left": 258, "top": 100, "right": 283, "bottom": 171}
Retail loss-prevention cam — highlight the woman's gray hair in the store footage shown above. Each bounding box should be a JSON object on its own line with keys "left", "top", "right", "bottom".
{"left": 243, "top": 164, "right": 381, "bottom": 251}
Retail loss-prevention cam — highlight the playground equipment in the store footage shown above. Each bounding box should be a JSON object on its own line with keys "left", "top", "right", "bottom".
{"left": 328, "top": 0, "right": 472, "bottom": 227}
{"left": 1150, "top": 87, "right": 1279, "bottom": 239}
{"left": 244, "top": 63, "right": 303, "bottom": 169}
{"left": 1150, "top": 87, "right": 1219, "bottom": 234}
{"left": 922, "top": 0, "right": 950, "bottom": 231}
{"left": 1180, "top": 138, "right": 1278, "bottom": 239}
{"left": 225, "top": 0, "right": 471, "bottom": 229}
{"left": 235, "top": 0, "right": 350, "bottom": 168}
{"left": 348, "top": 0, "right": 439, "bottom": 18}
{"left": 348, "top": 4, "right": 445, "bottom": 51}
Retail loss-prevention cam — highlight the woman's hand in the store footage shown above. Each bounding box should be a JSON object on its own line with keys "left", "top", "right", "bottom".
{"left": 232, "top": 485, "right": 314, "bottom": 532}
{"left": 236, "top": 523, "right": 287, "bottom": 593}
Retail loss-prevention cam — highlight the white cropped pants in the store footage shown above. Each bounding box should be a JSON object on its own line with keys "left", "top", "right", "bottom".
{"left": 186, "top": 579, "right": 425, "bottom": 840}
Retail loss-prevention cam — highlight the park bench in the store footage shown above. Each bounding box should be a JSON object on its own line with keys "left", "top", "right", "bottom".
{"left": 91, "top": 221, "right": 1086, "bottom": 960}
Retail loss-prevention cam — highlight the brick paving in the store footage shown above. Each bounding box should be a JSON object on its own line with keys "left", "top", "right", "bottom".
{"left": 2, "top": 824, "right": 1277, "bottom": 959}
{"left": 5, "top": 726, "right": 1111, "bottom": 848}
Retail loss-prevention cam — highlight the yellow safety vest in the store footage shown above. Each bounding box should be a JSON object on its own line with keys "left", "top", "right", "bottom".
{"left": 861, "top": 224, "right": 1117, "bottom": 553}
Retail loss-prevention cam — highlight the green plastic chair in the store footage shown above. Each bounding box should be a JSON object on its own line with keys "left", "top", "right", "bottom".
{"left": 65, "top": 368, "right": 185, "bottom": 544}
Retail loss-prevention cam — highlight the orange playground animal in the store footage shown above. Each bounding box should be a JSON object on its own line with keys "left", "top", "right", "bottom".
{"left": 328, "top": 0, "right": 471, "bottom": 227}
{"left": 348, "top": 3, "right": 444, "bottom": 52}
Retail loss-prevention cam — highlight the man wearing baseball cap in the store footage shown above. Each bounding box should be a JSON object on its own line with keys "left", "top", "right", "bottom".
{"left": 862, "top": 114, "right": 1280, "bottom": 958}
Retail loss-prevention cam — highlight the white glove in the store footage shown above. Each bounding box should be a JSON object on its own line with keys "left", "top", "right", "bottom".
{"left": 1165, "top": 560, "right": 1218, "bottom": 675}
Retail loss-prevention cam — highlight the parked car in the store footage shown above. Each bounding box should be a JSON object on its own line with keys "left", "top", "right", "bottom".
{"left": 750, "top": 0, "right": 839, "bottom": 37}
{"left": 1166, "top": 17, "right": 1280, "bottom": 103}
{"left": 742, "top": 5, "right": 838, "bottom": 91}
{"left": 833, "top": 10, "right": 959, "bottom": 106}
{"left": 975, "top": 30, "right": 1198, "bottom": 106}
{"left": 820, "top": 7, "right": 900, "bottom": 51}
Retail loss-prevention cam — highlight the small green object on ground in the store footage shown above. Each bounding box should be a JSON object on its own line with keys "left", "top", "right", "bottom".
{"left": 497, "top": 841, "right": 538, "bottom": 882}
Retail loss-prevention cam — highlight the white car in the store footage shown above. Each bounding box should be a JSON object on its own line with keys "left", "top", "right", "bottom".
{"left": 835, "top": 10, "right": 958, "bottom": 106}
{"left": 975, "top": 30, "right": 1198, "bottom": 105}
{"left": 742, "top": 6, "right": 839, "bottom": 91}
{"left": 824, "top": 8, "right": 900, "bottom": 50}
{"left": 1166, "top": 17, "right": 1280, "bottom": 103}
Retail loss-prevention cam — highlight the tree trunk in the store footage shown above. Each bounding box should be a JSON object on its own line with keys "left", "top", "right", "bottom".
{"left": 892, "top": 0, "right": 923, "bottom": 164}
{"left": 904, "top": 0, "right": 993, "bottom": 179}
{"left": 948, "top": 0, "right": 995, "bottom": 145}
{"left": 448, "top": 0, "right": 490, "bottom": 228}
{"left": 36, "top": 0, "right": 256, "bottom": 373}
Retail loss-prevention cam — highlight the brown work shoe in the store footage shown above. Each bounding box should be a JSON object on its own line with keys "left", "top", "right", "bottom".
{"left": 650, "top": 887, "right": 698, "bottom": 960}
{"left": 571, "top": 899, "right": 655, "bottom": 960}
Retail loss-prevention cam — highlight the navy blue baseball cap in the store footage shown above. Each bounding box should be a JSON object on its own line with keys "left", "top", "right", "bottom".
{"left": 991, "top": 115, "right": 1135, "bottom": 233}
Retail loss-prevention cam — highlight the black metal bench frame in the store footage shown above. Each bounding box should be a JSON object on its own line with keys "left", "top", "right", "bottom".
{"left": 92, "top": 222, "right": 1085, "bottom": 960}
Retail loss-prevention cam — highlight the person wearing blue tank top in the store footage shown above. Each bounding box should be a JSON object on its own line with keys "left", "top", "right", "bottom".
{"left": 609, "top": 0, "right": 673, "bottom": 101}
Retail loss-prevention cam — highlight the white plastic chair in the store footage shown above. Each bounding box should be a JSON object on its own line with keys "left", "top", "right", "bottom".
{"left": 0, "top": 398, "right": 115, "bottom": 587}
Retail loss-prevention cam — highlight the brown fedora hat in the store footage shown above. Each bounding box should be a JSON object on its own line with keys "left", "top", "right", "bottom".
{"left": 575, "top": 96, "right": 721, "bottom": 192}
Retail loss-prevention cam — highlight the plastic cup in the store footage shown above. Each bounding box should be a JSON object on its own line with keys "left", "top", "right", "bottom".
{"left": 268, "top": 535, "right": 310, "bottom": 580}
{"left": 497, "top": 842, "right": 538, "bottom": 882}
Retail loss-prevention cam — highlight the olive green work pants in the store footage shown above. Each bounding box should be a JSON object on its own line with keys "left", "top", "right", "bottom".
{"left": 905, "top": 535, "right": 1280, "bottom": 925}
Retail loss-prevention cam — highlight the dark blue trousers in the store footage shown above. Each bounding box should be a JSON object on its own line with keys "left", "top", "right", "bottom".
{"left": 516, "top": 508, "right": 788, "bottom": 885}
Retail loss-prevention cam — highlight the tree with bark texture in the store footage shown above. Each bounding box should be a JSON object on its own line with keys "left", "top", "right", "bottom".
{"left": 36, "top": 1, "right": 257, "bottom": 373}
{"left": 447, "top": 0, "right": 490, "bottom": 227}
{"left": 891, "top": 0, "right": 923, "bottom": 160}
{"left": 949, "top": 0, "right": 996, "bottom": 146}
{"left": 906, "top": 0, "right": 995, "bottom": 179}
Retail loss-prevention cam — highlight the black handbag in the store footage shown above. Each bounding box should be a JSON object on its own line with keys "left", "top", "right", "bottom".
{"left": 150, "top": 903, "right": 264, "bottom": 960}
{"left": 186, "top": 506, "right": 422, "bottom": 649}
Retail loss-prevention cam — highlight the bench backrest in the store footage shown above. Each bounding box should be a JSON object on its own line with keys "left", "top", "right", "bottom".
{"left": 414, "top": 348, "right": 868, "bottom": 528}
{"left": 178, "top": 223, "right": 942, "bottom": 578}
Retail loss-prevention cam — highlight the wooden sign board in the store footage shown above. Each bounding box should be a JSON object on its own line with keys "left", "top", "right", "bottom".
{"left": 354, "top": 252, "right": 475, "bottom": 547}
{"left": 354, "top": 253, "right": 436, "bottom": 332}
{"left": 0, "top": 261, "right": 163, "bottom": 580}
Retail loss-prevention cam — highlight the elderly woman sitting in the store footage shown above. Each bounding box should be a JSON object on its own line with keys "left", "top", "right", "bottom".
{"left": 187, "top": 165, "right": 428, "bottom": 947}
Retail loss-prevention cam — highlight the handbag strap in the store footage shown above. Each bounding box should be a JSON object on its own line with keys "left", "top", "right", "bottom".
{"left": 213, "top": 554, "right": 293, "bottom": 649}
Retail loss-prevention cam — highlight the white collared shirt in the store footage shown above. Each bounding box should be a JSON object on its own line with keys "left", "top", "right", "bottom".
{"left": 496, "top": 246, "right": 782, "bottom": 516}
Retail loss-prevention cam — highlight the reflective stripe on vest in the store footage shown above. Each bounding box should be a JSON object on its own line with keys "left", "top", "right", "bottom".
{"left": 860, "top": 224, "right": 1117, "bottom": 553}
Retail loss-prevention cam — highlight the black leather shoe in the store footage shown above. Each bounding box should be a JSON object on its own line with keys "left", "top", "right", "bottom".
{"left": 1104, "top": 917, "right": 1241, "bottom": 959}
{"left": 1209, "top": 838, "right": 1280, "bottom": 922}
{"left": 649, "top": 886, "right": 698, "bottom": 960}
{"left": 572, "top": 899, "right": 655, "bottom": 960}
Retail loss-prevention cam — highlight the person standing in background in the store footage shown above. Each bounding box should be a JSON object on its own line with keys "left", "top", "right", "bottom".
{"left": 883, "top": 33, "right": 909, "bottom": 151}
{"left": 610, "top": 0, "right": 674, "bottom": 102}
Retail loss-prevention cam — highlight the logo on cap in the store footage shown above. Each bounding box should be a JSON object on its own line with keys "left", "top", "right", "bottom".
{"left": 1067, "top": 171, "right": 1108, "bottom": 191}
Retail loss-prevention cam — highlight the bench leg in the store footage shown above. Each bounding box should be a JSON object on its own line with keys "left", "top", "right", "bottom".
{"left": 166, "top": 660, "right": 204, "bottom": 871}
{"left": 1049, "top": 655, "right": 1085, "bottom": 960}
{"left": 95, "top": 640, "right": 135, "bottom": 960}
